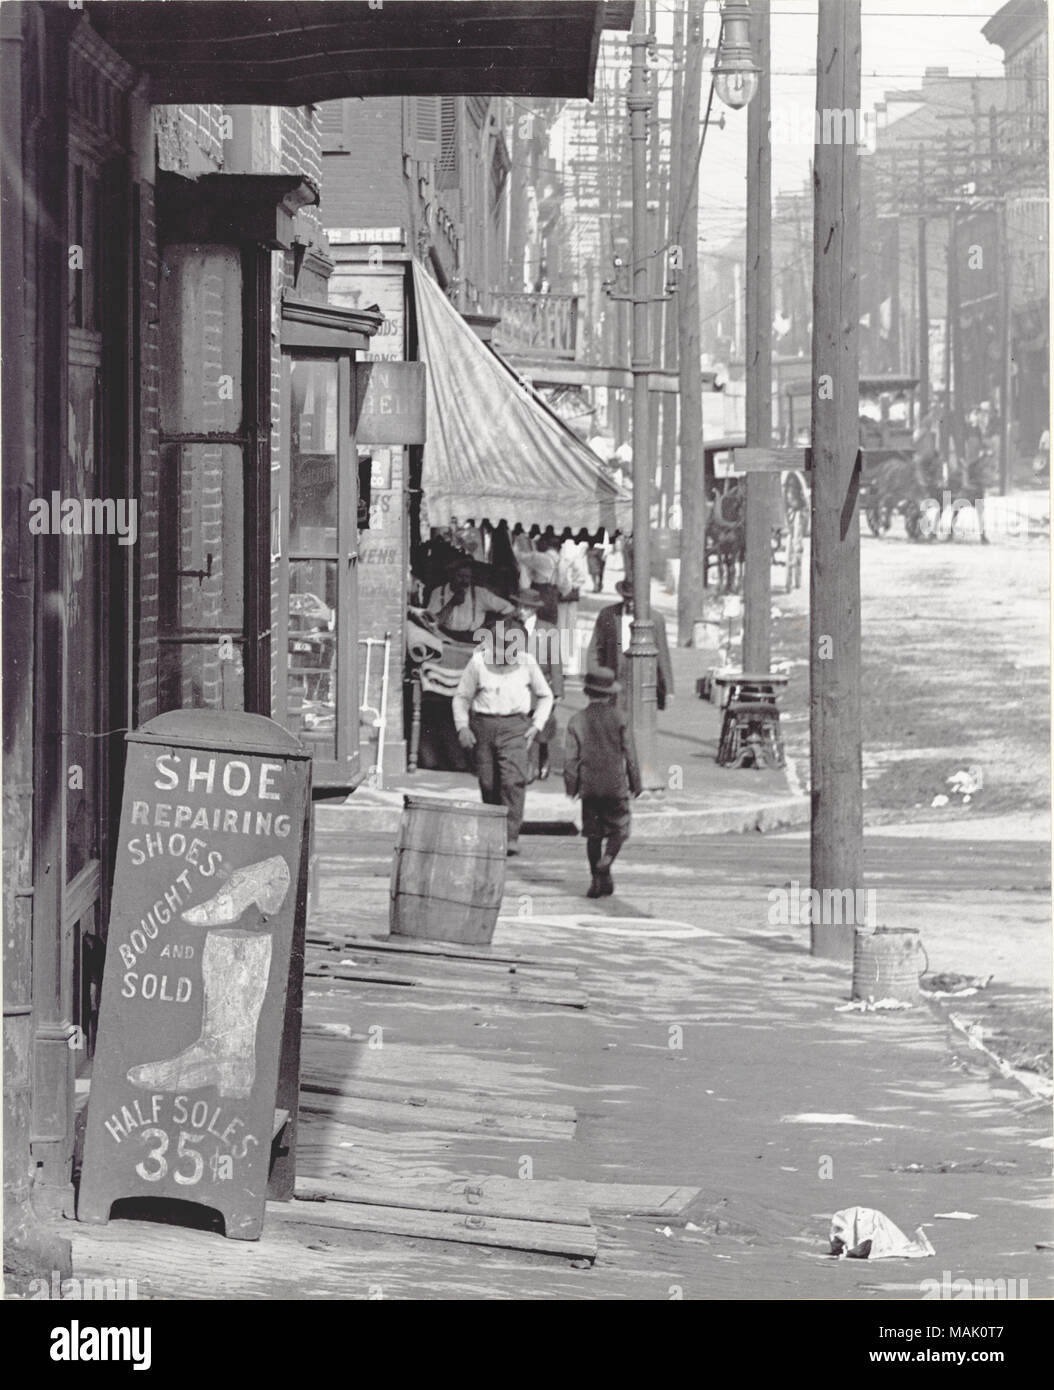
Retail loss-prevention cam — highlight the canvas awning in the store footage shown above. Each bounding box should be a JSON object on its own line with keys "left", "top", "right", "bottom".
{"left": 413, "top": 262, "right": 630, "bottom": 533}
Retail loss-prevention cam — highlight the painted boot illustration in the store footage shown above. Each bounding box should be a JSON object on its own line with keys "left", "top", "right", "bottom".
{"left": 182, "top": 854, "right": 290, "bottom": 927}
{"left": 126, "top": 929, "right": 272, "bottom": 1099}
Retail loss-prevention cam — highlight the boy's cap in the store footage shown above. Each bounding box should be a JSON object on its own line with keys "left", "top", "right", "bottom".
{"left": 584, "top": 666, "right": 620, "bottom": 697}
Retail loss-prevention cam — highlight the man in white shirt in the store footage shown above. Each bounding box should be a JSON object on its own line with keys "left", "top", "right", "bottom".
{"left": 453, "top": 619, "right": 554, "bottom": 855}
{"left": 426, "top": 556, "right": 514, "bottom": 640}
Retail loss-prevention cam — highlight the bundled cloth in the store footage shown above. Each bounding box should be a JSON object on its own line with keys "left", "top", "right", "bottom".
{"left": 417, "top": 637, "right": 477, "bottom": 698}
{"left": 830, "top": 1207, "right": 936, "bottom": 1260}
{"left": 406, "top": 609, "right": 477, "bottom": 697}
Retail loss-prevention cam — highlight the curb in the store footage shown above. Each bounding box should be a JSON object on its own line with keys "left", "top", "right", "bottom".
{"left": 315, "top": 794, "right": 812, "bottom": 839}
{"left": 627, "top": 795, "right": 811, "bottom": 838}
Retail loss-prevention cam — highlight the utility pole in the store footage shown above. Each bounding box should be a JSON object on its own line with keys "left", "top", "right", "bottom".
{"left": 947, "top": 202, "right": 964, "bottom": 469}
{"left": 660, "top": 0, "right": 685, "bottom": 527}
{"left": 943, "top": 131, "right": 964, "bottom": 470}
{"left": 992, "top": 106, "right": 1013, "bottom": 495}
{"left": 889, "top": 217, "right": 901, "bottom": 372}
{"left": 810, "top": 0, "right": 862, "bottom": 962}
{"left": 917, "top": 146, "right": 930, "bottom": 418}
{"left": 627, "top": 3, "right": 660, "bottom": 788}
{"left": 742, "top": 0, "right": 774, "bottom": 672}
{"left": 998, "top": 209, "right": 1013, "bottom": 494}
{"left": 675, "top": 0, "right": 705, "bottom": 646}
{"left": 648, "top": 0, "right": 663, "bottom": 492}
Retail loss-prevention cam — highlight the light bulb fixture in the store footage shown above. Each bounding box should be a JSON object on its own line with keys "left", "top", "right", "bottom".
{"left": 712, "top": 1, "right": 760, "bottom": 110}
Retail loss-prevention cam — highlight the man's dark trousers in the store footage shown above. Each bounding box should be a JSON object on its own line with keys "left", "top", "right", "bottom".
{"left": 471, "top": 712, "right": 529, "bottom": 845}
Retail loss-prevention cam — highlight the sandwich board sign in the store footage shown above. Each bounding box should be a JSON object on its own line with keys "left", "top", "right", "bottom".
{"left": 78, "top": 711, "right": 311, "bottom": 1240}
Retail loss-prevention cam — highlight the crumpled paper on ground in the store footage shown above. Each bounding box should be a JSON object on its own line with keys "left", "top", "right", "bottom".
{"left": 830, "top": 1207, "right": 936, "bottom": 1260}
{"left": 835, "top": 997, "right": 914, "bottom": 1013}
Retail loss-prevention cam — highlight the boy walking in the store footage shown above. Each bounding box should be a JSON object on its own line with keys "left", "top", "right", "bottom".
{"left": 563, "top": 667, "right": 642, "bottom": 897}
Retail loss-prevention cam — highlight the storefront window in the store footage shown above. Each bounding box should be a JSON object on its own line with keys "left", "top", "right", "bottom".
{"left": 157, "top": 245, "right": 249, "bottom": 714}
{"left": 290, "top": 359, "right": 339, "bottom": 554}
{"left": 276, "top": 346, "right": 358, "bottom": 784}
{"left": 286, "top": 558, "right": 338, "bottom": 760}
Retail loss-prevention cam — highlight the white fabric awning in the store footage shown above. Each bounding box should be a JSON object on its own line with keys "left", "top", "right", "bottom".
{"left": 413, "top": 262, "right": 630, "bottom": 532}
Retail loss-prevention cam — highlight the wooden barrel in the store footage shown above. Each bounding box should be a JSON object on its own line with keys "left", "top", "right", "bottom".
{"left": 852, "top": 927, "right": 926, "bottom": 1004}
{"left": 389, "top": 795, "right": 507, "bottom": 945}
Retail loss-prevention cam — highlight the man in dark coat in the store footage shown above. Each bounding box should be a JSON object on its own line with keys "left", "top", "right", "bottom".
{"left": 587, "top": 577, "right": 673, "bottom": 711}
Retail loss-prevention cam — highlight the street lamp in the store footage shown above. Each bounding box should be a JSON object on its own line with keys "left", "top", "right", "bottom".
{"left": 712, "top": 0, "right": 760, "bottom": 110}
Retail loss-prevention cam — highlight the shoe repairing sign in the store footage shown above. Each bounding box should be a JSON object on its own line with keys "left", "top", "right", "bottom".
{"left": 78, "top": 711, "right": 312, "bottom": 1240}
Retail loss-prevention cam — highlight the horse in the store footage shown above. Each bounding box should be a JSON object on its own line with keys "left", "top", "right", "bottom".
{"left": 706, "top": 482, "right": 746, "bottom": 593}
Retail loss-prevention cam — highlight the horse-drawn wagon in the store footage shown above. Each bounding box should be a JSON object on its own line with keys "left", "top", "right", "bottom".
{"left": 782, "top": 374, "right": 942, "bottom": 542}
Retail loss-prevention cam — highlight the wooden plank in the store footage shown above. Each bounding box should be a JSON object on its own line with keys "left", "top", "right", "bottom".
{"left": 305, "top": 951, "right": 584, "bottom": 996}
{"left": 307, "top": 923, "right": 577, "bottom": 973}
{"left": 298, "top": 1093, "right": 576, "bottom": 1142}
{"left": 65, "top": 1219, "right": 376, "bottom": 1301}
{"left": 304, "top": 962, "right": 588, "bottom": 1010}
{"left": 731, "top": 446, "right": 811, "bottom": 472}
{"left": 305, "top": 961, "right": 589, "bottom": 1006}
{"left": 295, "top": 1175, "right": 592, "bottom": 1228}
{"left": 299, "top": 1077, "right": 578, "bottom": 1127}
{"left": 307, "top": 936, "right": 579, "bottom": 983}
{"left": 270, "top": 1197, "right": 598, "bottom": 1260}
{"left": 479, "top": 1178, "right": 700, "bottom": 1215}
{"left": 305, "top": 948, "right": 580, "bottom": 991}
{"left": 307, "top": 963, "right": 417, "bottom": 988}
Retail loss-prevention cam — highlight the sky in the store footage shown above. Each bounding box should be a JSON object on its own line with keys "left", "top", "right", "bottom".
{"left": 647, "top": 0, "right": 1011, "bottom": 251}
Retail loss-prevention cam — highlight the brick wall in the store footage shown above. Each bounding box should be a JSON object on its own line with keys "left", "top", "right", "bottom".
{"left": 320, "top": 98, "right": 409, "bottom": 230}
{"left": 153, "top": 103, "right": 226, "bottom": 176}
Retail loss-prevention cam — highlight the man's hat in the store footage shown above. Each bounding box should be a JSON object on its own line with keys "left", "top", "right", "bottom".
{"left": 584, "top": 665, "right": 621, "bottom": 696}
{"left": 616, "top": 577, "right": 634, "bottom": 599}
{"left": 515, "top": 588, "right": 544, "bottom": 610}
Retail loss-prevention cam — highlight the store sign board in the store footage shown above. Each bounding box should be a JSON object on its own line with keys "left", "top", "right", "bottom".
{"left": 329, "top": 268, "right": 405, "bottom": 363}
{"left": 328, "top": 227, "right": 405, "bottom": 245}
{"left": 78, "top": 711, "right": 311, "bottom": 1240}
{"left": 352, "top": 361, "right": 426, "bottom": 446}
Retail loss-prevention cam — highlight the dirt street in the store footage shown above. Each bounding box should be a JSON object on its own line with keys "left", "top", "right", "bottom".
{"left": 773, "top": 507, "right": 1050, "bottom": 824}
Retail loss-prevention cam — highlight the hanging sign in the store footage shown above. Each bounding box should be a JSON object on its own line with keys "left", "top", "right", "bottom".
{"left": 351, "top": 361, "right": 426, "bottom": 446}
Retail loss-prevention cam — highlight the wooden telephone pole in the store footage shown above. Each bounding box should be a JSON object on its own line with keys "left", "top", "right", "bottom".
{"left": 660, "top": 0, "right": 685, "bottom": 527}
{"left": 809, "top": 0, "right": 862, "bottom": 961}
{"left": 626, "top": 3, "right": 660, "bottom": 787}
{"left": 675, "top": 0, "right": 706, "bottom": 646}
{"left": 742, "top": 0, "right": 774, "bottom": 671}
{"left": 917, "top": 146, "right": 930, "bottom": 418}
